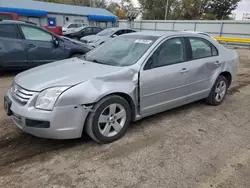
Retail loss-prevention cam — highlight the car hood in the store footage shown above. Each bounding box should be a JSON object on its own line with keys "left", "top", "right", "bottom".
{"left": 14, "top": 58, "right": 124, "bottom": 91}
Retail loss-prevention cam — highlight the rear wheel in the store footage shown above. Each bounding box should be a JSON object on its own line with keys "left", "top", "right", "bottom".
{"left": 85, "top": 95, "right": 131, "bottom": 144}
{"left": 205, "top": 75, "right": 228, "bottom": 106}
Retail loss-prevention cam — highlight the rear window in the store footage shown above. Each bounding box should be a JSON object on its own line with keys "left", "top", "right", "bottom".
{"left": 0, "top": 24, "right": 21, "bottom": 39}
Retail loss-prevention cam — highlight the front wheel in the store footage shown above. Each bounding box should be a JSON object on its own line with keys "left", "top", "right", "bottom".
{"left": 205, "top": 75, "right": 229, "bottom": 106}
{"left": 85, "top": 95, "right": 131, "bottom": 144}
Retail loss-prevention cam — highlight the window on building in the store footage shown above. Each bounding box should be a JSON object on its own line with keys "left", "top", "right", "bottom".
{"left": 0, "top": 24, "right": 21, "bottom": 39}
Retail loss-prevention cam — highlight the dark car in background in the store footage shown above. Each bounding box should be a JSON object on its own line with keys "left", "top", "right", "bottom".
{"left": 64, "top": 26, "right": 103, "bottom": 40}
{"left": 0, "top": 20, "right": 92, "bottom": 70}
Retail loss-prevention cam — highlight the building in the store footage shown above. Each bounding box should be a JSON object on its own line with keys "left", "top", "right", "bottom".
{"left": 0, "top": 0, "right": 117, "bottom": 28}
{"left": 242, "top": 13, "right": 250, "bottom": 20}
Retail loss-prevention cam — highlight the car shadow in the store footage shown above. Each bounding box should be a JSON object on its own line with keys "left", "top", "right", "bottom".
{"left": 0, "top": 70, "right": 22, "bottom": 78}
{"left": 128, "top": 100, "right": 206, "bottom": 133}
{"left": 0, "top": 100, "right": 206, "bottom": 171}
{"left": 0, "top": 130, "right": 93, "bottom": 169}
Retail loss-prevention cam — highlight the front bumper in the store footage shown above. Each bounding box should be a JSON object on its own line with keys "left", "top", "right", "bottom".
{"left": 5, "top": 90, "right": 90, "bottom": 139}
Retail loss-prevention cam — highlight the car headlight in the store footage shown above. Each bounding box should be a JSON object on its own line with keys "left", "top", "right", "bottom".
{"left": 35, "top": 87, "right": 69, "bottom": 111}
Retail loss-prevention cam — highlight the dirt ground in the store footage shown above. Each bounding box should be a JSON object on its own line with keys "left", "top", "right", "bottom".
{"left": 0, "top": 49, "right": 250, "bottom": 188}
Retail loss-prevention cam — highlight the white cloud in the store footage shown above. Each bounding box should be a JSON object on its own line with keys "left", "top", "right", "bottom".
{"left": 234, "top": 0, "right": 250, "bottom": 20}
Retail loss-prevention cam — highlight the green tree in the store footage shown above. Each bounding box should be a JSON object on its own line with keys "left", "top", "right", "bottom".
{"left": 92, "top": 0, "right": 107, "bottom": 8}
{"left": 107, "top": 0, "right": 134, "bottom": 19}
{"left": 205, "top": 0, "right": 240, "bottom": 20}
{"left": 138, "top": 0, "right": 240, "bottom": 20}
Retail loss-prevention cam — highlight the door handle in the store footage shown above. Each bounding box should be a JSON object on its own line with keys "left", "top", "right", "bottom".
{"left": 180, "top": 68, "right": 189, "bottom": 74}
{"left": 26, "top": 44, "right": 36, "bottom": 48}
{"left": 214, "top": 61, "right": 221, "bottom": 67}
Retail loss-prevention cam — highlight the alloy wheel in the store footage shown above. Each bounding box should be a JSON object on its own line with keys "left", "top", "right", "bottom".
{"left": 98, "top": 103, "right": 127, "bottom": 137}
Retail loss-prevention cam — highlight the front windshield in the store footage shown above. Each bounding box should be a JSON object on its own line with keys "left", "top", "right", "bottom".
{"left": 84, "top": 35, "right": 159, "bottom": 67}
{"left": 97, "top": 28, "right": 116, "bottom": 36}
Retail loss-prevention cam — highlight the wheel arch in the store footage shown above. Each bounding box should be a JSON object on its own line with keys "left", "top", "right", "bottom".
{"left": 96, "top": 92, "right": 137, "bottom": 122}
{"left": 220, "top": 71, "right": 232, "bottom": 87}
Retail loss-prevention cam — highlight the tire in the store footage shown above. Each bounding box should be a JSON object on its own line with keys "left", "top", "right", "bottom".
{"left": 85, "top": 95, "right": 131, "bottom": 144}
{"left": 70, "top": 54, "right": 82, "bottom": 58}
{"left": 205, "top": 75, "right": 229, "bottom": 106}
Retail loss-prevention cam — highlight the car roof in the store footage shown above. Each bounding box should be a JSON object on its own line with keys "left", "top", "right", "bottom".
{"left": 0, "top": 20, "right": 35, "bottom": 26}
{"left": 183, "top": 30, "right": 210, "bottom": 35}
{"left": 103, "top": 27, "right": 136, "bottom": 31}
{"left": 127, "top": 31, "right": 189, "bottom": 37}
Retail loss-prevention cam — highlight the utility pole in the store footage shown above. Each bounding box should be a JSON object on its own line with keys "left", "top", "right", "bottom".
{"left": 164, "top": 0, "right": 169, "bottom": 20}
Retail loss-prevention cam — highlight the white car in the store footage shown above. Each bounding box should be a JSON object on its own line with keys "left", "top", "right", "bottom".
{"left": 80, "top": 28, "right": 136, "bottom": 48}
{"left": 4, "top": 31, "right": 238, "bottom": 143}
{"left": 62, "top": 22, "right": 88, "bottom": 35}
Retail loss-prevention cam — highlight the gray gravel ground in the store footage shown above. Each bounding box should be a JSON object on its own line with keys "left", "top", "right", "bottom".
{"left": 0, "top": 49, "right": 250, "bottom": 188}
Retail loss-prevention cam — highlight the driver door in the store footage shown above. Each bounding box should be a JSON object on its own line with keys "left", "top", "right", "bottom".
{"left": 19, "top": 25, "right": 65, "bottom": 67}
{"left": 140, "top": 37, "right": 190, "bottom": 116}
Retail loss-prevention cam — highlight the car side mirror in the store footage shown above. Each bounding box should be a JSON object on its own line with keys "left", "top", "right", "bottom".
{"left": 52, "top": 36, "right": 59, "bottom": 47}
{"left": 111, "top": 34, "right": 118, "bottom": 38}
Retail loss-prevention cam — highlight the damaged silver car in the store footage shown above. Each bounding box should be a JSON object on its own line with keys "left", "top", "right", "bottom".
{"left": 4, "top": 31, "right": 239, "bottom": 143}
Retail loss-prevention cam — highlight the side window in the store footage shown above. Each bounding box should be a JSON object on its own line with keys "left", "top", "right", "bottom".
{"left": 0, "top": 24, "right": 21, "bottom": 39}
{"left": 189, "top": 38, "right": 218, "bottom": 59}
{"left": 114, "top": 30, "right": 125, "bottom": 36}
{"left": 20, "top": 25, "right": 52, "bottom": 42}
{"left": 94, "top": 27, "right": 102, "bottom": 32}
{"left": 83, "top": 27, "right": 91, "bottom": 32}
{"left": 212, "top": 45, "right": 218, "bottom": 56}
{"left": 126, "top": 29, "right": 136, "bottom": 33}
{"left": 68, "top": 24, "right": 77, "bottom": 28}
{"left": 145, "top": 37, "right": 185, "bottom": 70}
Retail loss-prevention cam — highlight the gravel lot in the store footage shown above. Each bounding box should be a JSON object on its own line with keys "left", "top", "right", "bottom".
{"left": 0, "top": 49, "right": 250, "bottom": 188}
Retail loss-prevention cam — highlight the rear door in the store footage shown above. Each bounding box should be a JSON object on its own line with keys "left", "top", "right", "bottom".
{"left": 0, "top": 24, "right": 27, "bottom": 68}
{"left": 185, "top": 37, "right": 221, "bottom": 100}
{"left": 19, "top": 25, "right": 66, "bottom": 66}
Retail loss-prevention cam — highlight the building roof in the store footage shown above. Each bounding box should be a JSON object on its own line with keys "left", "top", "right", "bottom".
{"left": 0, "top": 0, "right": 116, "bottom": 18}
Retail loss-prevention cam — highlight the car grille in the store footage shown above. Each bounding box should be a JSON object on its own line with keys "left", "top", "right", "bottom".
{"left": 10, "top": 83, "right": 36, "bottom": 105}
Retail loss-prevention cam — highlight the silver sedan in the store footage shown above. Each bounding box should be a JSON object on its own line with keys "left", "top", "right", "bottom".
{"left": 4, "top": 31, "right": 239, "bottom": 143}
